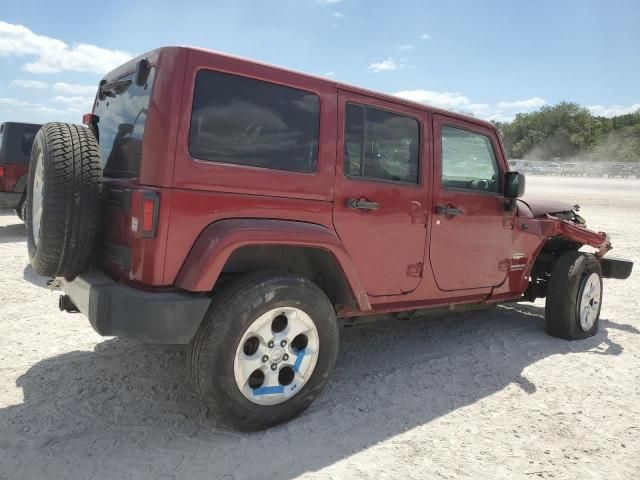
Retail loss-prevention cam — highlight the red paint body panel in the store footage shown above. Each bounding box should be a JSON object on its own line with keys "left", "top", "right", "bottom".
{"left": 92, "top": 46, "right": 616, "bottom": 317}
{"left": 162, "top": 190, "right": 336, "bottom": 285}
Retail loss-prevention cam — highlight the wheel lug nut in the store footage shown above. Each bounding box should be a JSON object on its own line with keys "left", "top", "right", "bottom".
{"left": 262, "top": 355, "right": 268, "bottom": 363}
{"left": 271, "top": 364, "right": 277, "bottom": 371}
{"left": 280, "top": 340, "right": 287, "bottom": 347}
{"left": 283, "top": 354, "right": 289, "bottom": 361}
{"left": 268, "top": 341, "right": 274, "bottom": 348}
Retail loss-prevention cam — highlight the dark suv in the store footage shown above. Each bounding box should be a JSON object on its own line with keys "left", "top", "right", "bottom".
{"left": 24, "top": 46, "right": 633, "bottom": 430}
{"left": 0, "top": 122, "right": 41, "bottom": 219}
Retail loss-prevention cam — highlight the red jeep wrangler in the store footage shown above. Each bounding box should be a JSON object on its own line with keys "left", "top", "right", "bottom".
{"left": 25, "top": 47, "right": 633, "bottom": 430}
{"left": 0, "top": 122, "right": 41, "bottom": 219}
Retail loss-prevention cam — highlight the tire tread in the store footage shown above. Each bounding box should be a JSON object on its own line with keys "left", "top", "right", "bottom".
{"left": 26, "top": 122, "right": 102, "bottom": 278}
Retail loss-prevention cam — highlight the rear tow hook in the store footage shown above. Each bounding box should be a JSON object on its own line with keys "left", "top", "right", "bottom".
{"left": 59, "top": 295, "right": 80, "bottom": 313}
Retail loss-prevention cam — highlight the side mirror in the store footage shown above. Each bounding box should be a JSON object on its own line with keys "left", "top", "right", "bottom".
{"left": 134, "top": 58, "right": 151, "bottom": 87}
{"left": 504, "top": 171, "right": 526, "bottom": 198}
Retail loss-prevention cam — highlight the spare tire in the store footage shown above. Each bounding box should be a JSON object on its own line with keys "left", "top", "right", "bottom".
{"left": 26, "top": 123, "right": 102, "bottom": 278}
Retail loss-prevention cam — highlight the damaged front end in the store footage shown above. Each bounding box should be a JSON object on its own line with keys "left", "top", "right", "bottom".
{"left": 542, "top": 215, "right": 632, "bottom": 280}
{"left": 518, "top": 197, "right": 633, "bottom": 302}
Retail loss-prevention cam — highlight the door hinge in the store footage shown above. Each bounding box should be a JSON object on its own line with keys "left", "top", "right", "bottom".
{"left": 407, "top": 263, "right": 423, "bottom": 277}
{"left": 503, "top": 216, "right": 515, "bottom": 229}
{"left": 498, "top": 259, "right": 510, "bottom": 272}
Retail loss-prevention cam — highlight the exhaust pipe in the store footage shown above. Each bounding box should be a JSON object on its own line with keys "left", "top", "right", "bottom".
{"left": 59, "top": 295, "right": 80, "bottom": 313}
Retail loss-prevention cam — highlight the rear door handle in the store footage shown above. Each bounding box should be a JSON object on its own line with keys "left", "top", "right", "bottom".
{"left": 435, "top": 205, "right": 462, "bottom": 216}
{"left": 347, "top": 198, "right": 380, "bottom": 210}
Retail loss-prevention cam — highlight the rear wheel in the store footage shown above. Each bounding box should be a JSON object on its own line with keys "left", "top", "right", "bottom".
{"left": 26, "top": 123, "right": 102, "bottom": 278}
{"left": 545, "top": 251, "right": 602, "bottom": 340}
{"left": 188, "top": 271, "right": 339, "bottom": 431}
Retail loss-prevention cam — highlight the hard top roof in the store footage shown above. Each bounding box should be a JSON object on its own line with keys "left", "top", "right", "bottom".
{"left": 108, "top": 46, "right": 497, "bottom": 132}
{"left": 187, "top": 45, "right": 496, "bottom": 129}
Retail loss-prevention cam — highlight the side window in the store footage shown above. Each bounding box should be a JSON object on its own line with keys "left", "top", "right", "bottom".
{"left": 441, "top": 126, "right": 500, "bottom": 193}
{"left": 189, "top": 70, "right": 320, "bottom": 173}
{"left": 345, "top": 104, "right": 420, "bottom": 184}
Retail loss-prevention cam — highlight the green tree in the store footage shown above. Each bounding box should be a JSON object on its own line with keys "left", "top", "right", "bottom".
{"left": 496, "top": 102, "right": 640, "bottom": 162}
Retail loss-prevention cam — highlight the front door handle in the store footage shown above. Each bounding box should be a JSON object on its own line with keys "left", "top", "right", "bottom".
{"left": 347, "top": 198, "right": 380, "bottom": 210}
{"left": 435, "top": 205, "right": 462, "bottom": 216}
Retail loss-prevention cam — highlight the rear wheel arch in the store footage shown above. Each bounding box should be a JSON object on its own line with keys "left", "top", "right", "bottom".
{"left": 220, "top": 245, "right": 357, "bottom": 311}
{"left": 174, "top": 218, "right": 371, "bottom": 312}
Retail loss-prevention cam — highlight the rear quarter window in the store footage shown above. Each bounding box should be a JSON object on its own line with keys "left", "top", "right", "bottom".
{"left": 189, "top": 70, "right": 320, "bottom": 173}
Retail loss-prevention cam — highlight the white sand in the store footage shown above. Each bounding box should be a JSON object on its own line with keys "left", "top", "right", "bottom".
{"left": 0, "top": 175, "right": 638, "bottom": 479}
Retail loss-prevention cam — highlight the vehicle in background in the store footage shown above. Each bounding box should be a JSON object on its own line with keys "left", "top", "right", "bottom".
{"left": 24, "top": 46, "right": 633, "bottom": 431}
{"left": 0, "top": 122, "right": 42, "bottom": 219}
{"left": 508, "top": 159, "right": 535, "bottom": 174}
{"left": 585, "top": 164, "right": 605, "bottom": 177}
{"left": 607, "top": 164, "right": 629, "bottom": 178}
{"left": 547, "top": 162, "right": 562, "bottom": 175}
{"left": 629, "top": 164, "right": 640, "bottom": 178}
{"left": 508, "top": 161, "right": 561, "bottom": 176}
{"left": 560, "top": 162, "right": 583, "bottom": 176}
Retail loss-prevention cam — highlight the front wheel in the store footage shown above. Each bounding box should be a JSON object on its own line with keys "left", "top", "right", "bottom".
{"left": 545, "top": 251, "right": 603, "bottom": 340}
{"left": 188, "top": 271, "right": 339, "bottom": 431}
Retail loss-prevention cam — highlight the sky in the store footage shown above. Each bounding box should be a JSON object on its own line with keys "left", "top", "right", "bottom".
{"left": 1, "top": 0, "right": 639, "bottom": 125}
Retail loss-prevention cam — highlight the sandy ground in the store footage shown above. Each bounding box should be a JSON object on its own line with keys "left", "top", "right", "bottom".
{"left": 0, "top": 176, "right": 639, "bottom": 480}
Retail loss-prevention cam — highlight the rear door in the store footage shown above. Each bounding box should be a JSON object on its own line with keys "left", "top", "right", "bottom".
{"left": 333, "top": 90, "right": 429, "bottom": 296}
{"left": 429, "top": 114, "right": 513, "bottom": 291}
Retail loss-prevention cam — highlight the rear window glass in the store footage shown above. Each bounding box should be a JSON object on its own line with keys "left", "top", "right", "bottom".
{"left": 93, "top": 68, "right": 155, "bottom": 178}
{"left": 21, "top": 130, "right": 37, "bottom": 156}
{"left": 0, "top": 124, "right": 40, "bottom": 165}
{"left": 189, "top": 70, "right": 320, "bottom": 173}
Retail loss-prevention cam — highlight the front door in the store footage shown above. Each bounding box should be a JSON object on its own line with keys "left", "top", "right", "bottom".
{"left": 429, "top": 114, "right": 514, "bottom": 291}
{"left": 333, "top": 90, "right": 429, "bottom": 296}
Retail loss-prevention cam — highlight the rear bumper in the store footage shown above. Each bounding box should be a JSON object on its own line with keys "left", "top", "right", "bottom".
{"left": 61, "top": 270, "right": 211, "bottom": 344}
{"left": 0, "top": 192, "right": 22, "bottom": 209}
{"left": 600, "top": 257, "right": 633, "bottom": 280}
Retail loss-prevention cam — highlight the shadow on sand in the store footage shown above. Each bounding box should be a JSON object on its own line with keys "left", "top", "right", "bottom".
{"left": 0, "top": 304, "right": 634, "bottom": 479}
{"left": 22, "top": 264, "right": 49, "bottom": 289}
{"left": 0, "top": 222, "right": 25, "bottom": 244}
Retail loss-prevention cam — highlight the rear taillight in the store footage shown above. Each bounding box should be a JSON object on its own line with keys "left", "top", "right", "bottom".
{"left": 82, "top": 113, "right": 99, "bottom": 140}
{"left": 130, "top": 190, "right": 159, "bottom": 238}
{"left": 142, "top": 197, "right": 155, "bottom": 233}
{"left": 0, "top": 166, "right": 4, "bottom": 177}
{"left": 82, "top": 113, "right": 99, "bottom": 126}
